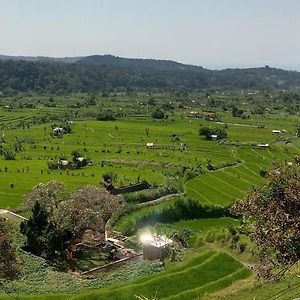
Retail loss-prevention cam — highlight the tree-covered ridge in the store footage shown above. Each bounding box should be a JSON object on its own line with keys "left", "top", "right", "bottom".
{"left": 1, "top": 55, "right": 300, "bottom": 93}
{"left": 76, "top": 54, "right": 204, "bottom": 71}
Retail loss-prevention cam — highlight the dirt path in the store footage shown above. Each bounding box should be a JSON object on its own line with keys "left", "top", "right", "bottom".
{"left": 215, "top": 121, "right": 263, "bottom": 128}
{"left": 136, "top": 193, "right": 183, "bottom": 208}
{"left": 0, "top": 209, "right": 27, "bottom": 221}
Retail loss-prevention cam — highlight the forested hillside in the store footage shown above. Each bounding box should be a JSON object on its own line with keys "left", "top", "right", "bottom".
{"left": 1, "top": 55, "right": 300, "bottom": 93}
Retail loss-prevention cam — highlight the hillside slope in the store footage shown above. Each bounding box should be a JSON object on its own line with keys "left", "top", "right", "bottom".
{"left": 0, "top": 54, "right": 300, "bottom": 92}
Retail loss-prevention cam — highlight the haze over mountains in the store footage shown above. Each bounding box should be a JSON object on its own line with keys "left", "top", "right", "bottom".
{"left": 0, "top": 54, "right": 300, "bottom": 93}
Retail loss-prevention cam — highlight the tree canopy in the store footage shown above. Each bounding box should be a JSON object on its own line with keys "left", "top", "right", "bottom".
{"left": 1, "top": 59, "right": 300, "bottom": 94}
{"left": 55, "top": 185, "right": 124, "bottom": 244}
{"left": 23, "top": 181, "right": 66, "bottom": 213}
{"left": 198, "top": 126, "right": 227, "bottom": 140}
{"left": 21, "top": 183, "right": 124, "bottom": 259}
{"left": 231, "top": 164, "right": 300, "bottom": 278}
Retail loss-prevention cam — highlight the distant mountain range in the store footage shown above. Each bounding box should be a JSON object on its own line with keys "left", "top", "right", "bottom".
{"left": 0, "top": 54, "right": 299, "bottom": 92}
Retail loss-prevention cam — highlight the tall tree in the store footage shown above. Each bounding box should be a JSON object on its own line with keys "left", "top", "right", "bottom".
{"left": 20, "top": 201, "right": 72, "bottom": 259}
{"left": 55, "top": 186, "right": 124, "bottom": 245}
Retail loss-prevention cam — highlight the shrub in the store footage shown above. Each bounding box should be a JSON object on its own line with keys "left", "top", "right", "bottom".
{"left": 97, "top": 111, "right": 117, "bottom": 121}
{"left": 198, "top": 126, "right": 227, "bottom": 140}
{"left": 102, "top": 172, "right": 117, "bottom": 182}
{"left": 0, "top": 219, "right": 21, "bottom": 280}
{"left": 152, "top": 109, "right": 165, "bottom": 119}
{"left": 259, "top": 169, "right": 268, "bottom": 177}
{"left": 3, "top": 148, "right": 16, "bottom": 160}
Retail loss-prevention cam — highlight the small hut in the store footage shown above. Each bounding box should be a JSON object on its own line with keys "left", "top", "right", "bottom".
{"left": 257, "top": 143, "right": 269, "bottom": 148}
{"left": 141, "top": 234, "right": 172, "bottom": 261}
{"left": 272, "top": 130, "right": 281, "bottom": 134}
{"left": 53, "top": 127, "right": 65, "bottom": 137}
{"left": 146, "top": 143, "right": 155, "bottom": 148}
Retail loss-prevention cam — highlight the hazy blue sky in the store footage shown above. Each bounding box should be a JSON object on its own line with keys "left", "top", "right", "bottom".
{"left": 0, "top": 0, "right": 299, "bottom": 70}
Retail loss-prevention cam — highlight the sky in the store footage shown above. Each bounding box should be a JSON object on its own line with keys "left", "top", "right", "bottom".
{"left": 0, "top": 0, "right": 300, "bottom": 70}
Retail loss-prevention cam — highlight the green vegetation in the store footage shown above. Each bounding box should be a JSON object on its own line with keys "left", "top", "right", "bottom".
{"left": 198, "top": 126, "right": 227, "bottom": 140}
{"left": 0, "top": 249, "right": 163, "bottom": 296}
{"left": 20, "top": 183, "right": 122, "bottom": 261}
{"left": 0, "top": 251, "right": 250, "bottom": 299}
{"left": 232, "top": 164, "right": 300, "bottom": 278}
{"left": 114, "top": 197, "right": 229, "bottom": 236}
{"left": 1, "top": 88, "right": 300, "bottom": 299}
{"left": 2, "top": 56, "right": 300, "bottom": 93}
{"left": 0, "top": 219, "right": 21, "bottom": 280}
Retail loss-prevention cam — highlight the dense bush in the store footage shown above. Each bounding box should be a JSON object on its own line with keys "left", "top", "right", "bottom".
{"left": 232, "top": 106, "right": 244, "bottom": 117}
{"left": 97, "top": 111, "right": 117, "bottom": 121}
{"left": 152, "top": 109, "right": 165, "bottom": 119}
{"left": 20, "top": 201, "right": 72, "bottom": 259}
{"left": 0, "top": 219, "right": 21, "bottom": 280}
{"left": 102, "top": 172, "right": 117, "bottom": 182}
{"left": 2, "top": 148, "right": 16, "bottom": 160}
{"left": 206, "top": 159, "right": 241, "bottom": 171}
{"left": 199, "top": 126, "right": 227, "bottom": 140}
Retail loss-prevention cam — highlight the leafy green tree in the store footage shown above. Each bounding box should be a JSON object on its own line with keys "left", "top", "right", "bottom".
{"left": 232, "top": 164, "right": 300, "bottom": 278}
{"left": 55, "top": 186, "right": 124, "bottom": 245}
{"left": 198, "top": 127, "right": 211, "bottom": 138}
{"left": 70, "top": 150, "right": 89, "bottom": 168}
{"left": 147, "top": 97, "right": 156, "bottom": 106}
{"left": 21, "top": 182, "right": 124, "bottom": 259}
{"left": 102, "top": 172, "right": 117, "bottom": 182}
{"left": 20, "top": 201, "right": 51, "bottom": 256}
{"left": 198, "top": 126, "right": 227, "bottom": 140}
{"left": 152, "top": 109, "right": 165, "bottom": 119}
{"left": 232, "top": 105, "right": 244, "bottom": 117}
{"left": 96, "top": 110, "right": 116, "bottom": 121}
{"left": 2, "top": 149, "right": 16, "bottom": 160}
{"left": 20, "top": 201, "right": 71, "bottom": 259}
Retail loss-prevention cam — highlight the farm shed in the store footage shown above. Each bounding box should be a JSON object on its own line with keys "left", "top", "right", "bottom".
{"left": 102, "top": 180, "right": 151, "bottom": 195}
{"left": 141, "top": 234, "right": 172, "bottom": 261}
{"left": 272, "top": 130, "right": 281, "bottom": 134}
{"left": 53, "top": 127, "right": 65, "bottom": 137}
{"left": 188, "top": 111, "right": 202, "bottom": 118}
{"left": 257, "top": 143, "right": 269, "bottom": 148}
{"left": 60, "top": 160, "right": 69, "bottom": 166}
{"left": 146, "top": 143, "right": 155, "bottom": 148}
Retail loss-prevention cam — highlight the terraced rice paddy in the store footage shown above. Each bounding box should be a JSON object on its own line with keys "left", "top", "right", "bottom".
{"left": 0, "top": 101, "right": 299, "bottom": 299}
{"left": 4, "top": 251, "right": 250, "bottom": 300}
{"left": 186, "top": 143, "right": 299, "bottom": 206}
{"left": 1, "top": 109, "right": 298, "bottom": 209}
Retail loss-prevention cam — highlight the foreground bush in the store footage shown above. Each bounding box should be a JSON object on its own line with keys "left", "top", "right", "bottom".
{"left": 0, "top": 219, "right": 21, "bottom": 280}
